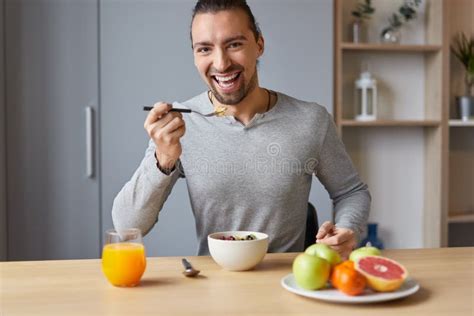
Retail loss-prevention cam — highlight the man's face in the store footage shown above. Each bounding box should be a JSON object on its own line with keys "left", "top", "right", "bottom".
{"left": 191, "top": 9, "right": 264, "bottom": 105}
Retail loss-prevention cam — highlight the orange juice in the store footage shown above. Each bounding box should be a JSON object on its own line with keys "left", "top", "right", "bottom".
{"left": 102, "top": 242, "right": 146, "bottom": 287}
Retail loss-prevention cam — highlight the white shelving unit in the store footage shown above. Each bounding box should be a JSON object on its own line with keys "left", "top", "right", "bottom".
{"left": 335, "top": 0, "right": 446, "bottom": 248}
{"left": 449, "top": 120, "right": 474, "bottom": 127}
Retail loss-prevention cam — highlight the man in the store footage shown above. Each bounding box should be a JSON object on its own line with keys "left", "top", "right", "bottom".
{"left": 112, "top": 0, "right": 370, "bottom": 259}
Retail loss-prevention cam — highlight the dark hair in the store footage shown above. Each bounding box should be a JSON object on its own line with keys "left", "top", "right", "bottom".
{"left": 190, "top": 0, "right": 261, "bottom": 43}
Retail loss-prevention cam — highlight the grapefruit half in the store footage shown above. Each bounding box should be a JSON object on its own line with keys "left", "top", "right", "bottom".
{"left": 355, "top": 256, "right": 408, "bottom": 292}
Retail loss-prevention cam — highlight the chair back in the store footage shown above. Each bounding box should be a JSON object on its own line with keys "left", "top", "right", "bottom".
{"left": 304, "top": 202, "right": 319, "bottom": 249}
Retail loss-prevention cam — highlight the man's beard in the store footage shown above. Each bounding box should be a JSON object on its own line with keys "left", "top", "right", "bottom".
{"left": 210, "top": 68, "right": 258, "bottom": 106}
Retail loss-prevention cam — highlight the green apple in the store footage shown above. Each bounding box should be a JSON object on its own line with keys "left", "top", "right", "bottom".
{"left": 305, "top": 243, "right": 342, "bottom": 267}
{"left": 292, "top": 253, "right": 330, "bottom": 290}
{"left": 349, "top": 246, "right": 382, "bottom": 263}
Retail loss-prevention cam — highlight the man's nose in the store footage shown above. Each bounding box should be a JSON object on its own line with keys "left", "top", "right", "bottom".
{"left": 213, "top": 49, "right": 232, "bottom": 72}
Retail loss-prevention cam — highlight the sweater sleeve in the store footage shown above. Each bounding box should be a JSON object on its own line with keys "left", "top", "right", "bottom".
{"left": 314, "top": 109, "right": 371, "bottom": 242}
{"left": 111, "top": 139, "right": 182, "bottom": 236}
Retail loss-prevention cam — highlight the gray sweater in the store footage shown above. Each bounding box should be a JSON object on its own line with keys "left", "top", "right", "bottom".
{"left": 112, "top": 91, "right": 371, "bottom": 255}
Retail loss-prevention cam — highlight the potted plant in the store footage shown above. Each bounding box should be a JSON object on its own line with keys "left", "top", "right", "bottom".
{"left": 351, "top": 0, "right": 375, "bottom": 43}
{"left": 380, "top": 0, "right": 421, "bottom": 44}
{"left": 451, "top": 32, "right": 474, "bottom": 121}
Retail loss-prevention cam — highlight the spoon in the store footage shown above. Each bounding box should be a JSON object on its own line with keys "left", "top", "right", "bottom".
{"left": 182, "top": 258, "right": 200, "bottom": 277}
{"left": 143, "top": 106, "right": 226, "bottom": 117}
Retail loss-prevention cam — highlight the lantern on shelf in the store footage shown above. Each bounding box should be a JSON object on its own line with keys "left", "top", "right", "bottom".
{"left": 354, "top": 70, "right": 377, "bottom": 121}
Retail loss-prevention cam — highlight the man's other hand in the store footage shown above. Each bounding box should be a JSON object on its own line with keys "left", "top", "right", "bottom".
{"left": 315, "top": 221, "right": 356, "bottom": 260}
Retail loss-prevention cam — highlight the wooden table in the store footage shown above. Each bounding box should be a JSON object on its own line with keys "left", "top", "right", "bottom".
{"left": 1, "top": 248, "right": 473, "bottom": 315}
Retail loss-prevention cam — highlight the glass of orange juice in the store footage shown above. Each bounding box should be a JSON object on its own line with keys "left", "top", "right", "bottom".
{"left": 102, "top": 228, "right": 147, "bottom": 287}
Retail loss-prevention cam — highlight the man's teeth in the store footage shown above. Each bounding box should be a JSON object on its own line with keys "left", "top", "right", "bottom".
{"left": 215, "top": 73, "right": 239, "bottom": 82}
{"left": 219, "top": 80, "right": 234, "bottom": 88}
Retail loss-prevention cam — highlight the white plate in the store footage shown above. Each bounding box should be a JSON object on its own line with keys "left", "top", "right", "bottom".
{"left": 281, "top": 274, "right": 420, "bottom": 304}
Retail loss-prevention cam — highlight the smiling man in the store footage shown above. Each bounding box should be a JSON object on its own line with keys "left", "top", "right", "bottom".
{"left": 191, "top": 5, "right": 265, "bottom": 122}
{"left": 112, "top": 0, "right": 371, "bottom": 259}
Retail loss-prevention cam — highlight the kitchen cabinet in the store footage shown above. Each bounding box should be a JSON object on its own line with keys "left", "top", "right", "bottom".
{"left": 5, "top": 0, "right": 101, "bottom": 260}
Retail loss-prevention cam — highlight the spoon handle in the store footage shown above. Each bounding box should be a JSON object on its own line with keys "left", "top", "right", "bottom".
{"left": 143, "top": 106, "right": 192, "bottom": 113}
{"left": 182, "top": 258, "right": 193, "bottom": 270}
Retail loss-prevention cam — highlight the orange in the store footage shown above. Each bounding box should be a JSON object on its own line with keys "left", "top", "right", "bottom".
{"left": 330, "top": 260, "right": 367, "bottom": 296}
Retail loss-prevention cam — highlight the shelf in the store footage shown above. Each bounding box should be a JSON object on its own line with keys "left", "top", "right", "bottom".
{"left": 340, "top": 43, "right": 442, "bottom": 53}
{"left": 335, "top": 0, "right": 449, "bottom": 248}
{"left": 449, "top": 120, "right": 474, "bottom": 127}
{"left": 448, "top": 212, "right": 474, "bottom": 224}
{"left": 340, "top": 120, "right": 441, "bottom": 127}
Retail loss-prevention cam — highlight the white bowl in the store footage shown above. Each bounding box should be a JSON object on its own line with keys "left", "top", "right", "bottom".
{"left": 207, "top": 231, "right": 269, "bottom": 271}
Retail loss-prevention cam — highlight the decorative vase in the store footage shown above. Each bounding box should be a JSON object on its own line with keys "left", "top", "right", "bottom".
{"left": 456, "top": 96, "right": 474, "bottom": 121}
{"left": 359, "top": 223, "right": 384, "bottom": 249}
{"left": 380, "top": 27, "right": 401, "bottom": 44}
{"left": 351, "top": 19, "right": 364, "bottom": 43}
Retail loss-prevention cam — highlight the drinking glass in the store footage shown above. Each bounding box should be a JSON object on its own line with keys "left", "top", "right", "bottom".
{"left": 102, "top": 228, "right": 147, "bottom": 287}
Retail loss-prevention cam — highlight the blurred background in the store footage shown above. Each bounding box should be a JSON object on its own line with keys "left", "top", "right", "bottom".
{"left": 0, "top": 0, "right": 472, "bottom": 261}
{"left": 0, "top": 0, "right": 334, "bottom": 260}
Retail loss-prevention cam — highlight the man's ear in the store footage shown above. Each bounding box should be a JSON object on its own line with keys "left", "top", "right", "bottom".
{"left": 257, "top": 35, "right": 264, "bottom": 57}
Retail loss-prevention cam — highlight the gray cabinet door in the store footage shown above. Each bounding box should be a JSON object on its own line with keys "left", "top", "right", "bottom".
{"left": 5, "top": 0, "right": 100, "bottom": 260}
{"left": 0, "top": 0, "right": 6, "bottom": 261}
{"left": 100, "top": 0, "right": 333, "bottom": 256}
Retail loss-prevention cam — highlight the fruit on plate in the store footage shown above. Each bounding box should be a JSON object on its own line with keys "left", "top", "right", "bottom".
{"left": 355, "top": 256, "right": 408, "bottom": 292}
{"left": 330, "top": 260, "right": 367, "bottom": 296}
{"left": 305, "top": 243, "right": 342, "bottom": 267}
{"left": 292, "top": 253, "right": 331, "bottom": 290}
{"left": 349, "top": 244, "right": 381, "bottom": 263}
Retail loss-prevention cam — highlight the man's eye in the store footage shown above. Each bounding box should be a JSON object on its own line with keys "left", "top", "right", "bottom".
{"left": 196, "top": 47, "right": 210, "bottom": 53}
{"left": 228, "top": 42, "right": 242, "bottom": 49}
